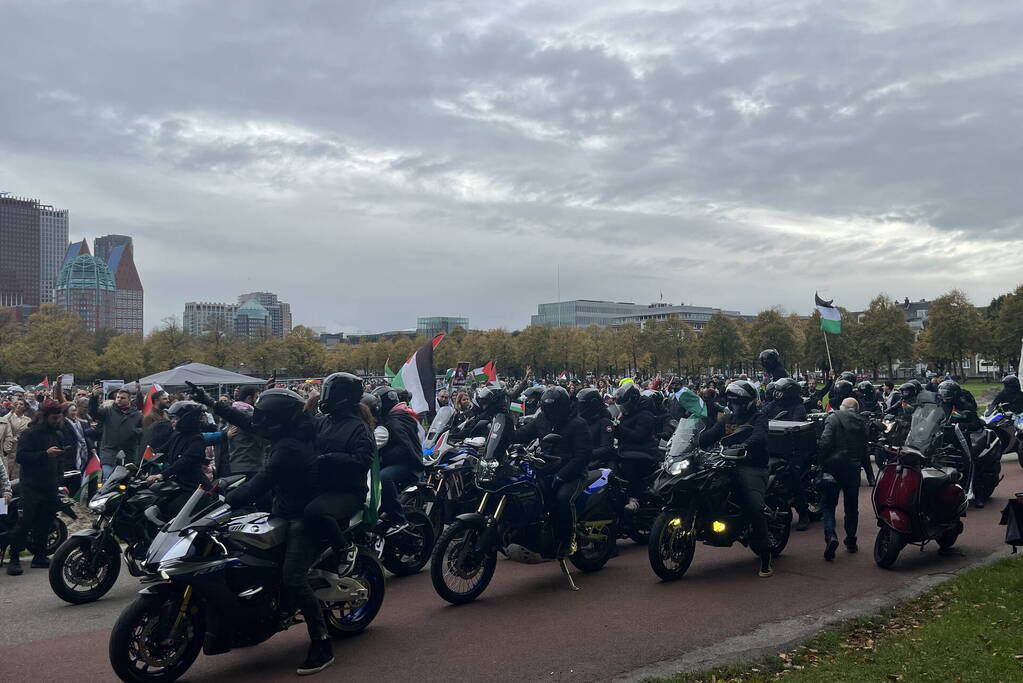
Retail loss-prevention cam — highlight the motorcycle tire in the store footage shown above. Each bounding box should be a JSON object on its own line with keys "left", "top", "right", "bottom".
{"left": 323, "top": 553, "right": 385, "bottom": 636}
{"left": 49, "top": 535, "right": 122, "bottom": 604}
{"left": 108, "top": 596, "right": 204, "bottom": 683}
{"left": 972, "top": 469, "right": 1000, "bottom": 505}
{"left": 41, "top": 518, "right": 68, "bottom": 556}
{"left": 767, "top": 508, "right": 792, "bottom": 558}
{"left": 570, "top": 521, "right": 617, "bottom": 573}
{"left": 648, "top": 511, "right": 696, "bottom": 581}
{"left": 381, "top": 511, "right": 435, "bottom": 576}
{"left": 873, "top": 526, "right": 906, "bottom": 569}
{"left": 430, "top": 520, "right": 497, "bottom": 604}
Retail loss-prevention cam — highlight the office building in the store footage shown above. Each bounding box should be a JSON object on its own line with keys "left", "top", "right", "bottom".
{"left": 184, "top": 292, "right": 291, "bottom": 339}
{"left": 530, "top": 299, "right": 750, "bottom": 330}
{"left": 611, "top": 303, "right": 747, "bottom": 332}
{"left": 417, "top": 316, "right": 468, "bottom": 337}
{"left": 39, "top": 205, "right": 69, "bottom": 304}
{"left": 104, "top": 243, "right": 144, "bottom": 335}
{"left": 238, "top": 292, "right": 292, "bottom": 337}
{"left": 0, "top": 194, "right": 42, "bottom": 308}
{"left": 94, "top": 234, "right": 133, "bottom": 264}
{"left": 183, "top": 301, "right": 237, "bottom": 336}
{"left": 54, "top": 242, "right": 116, "bottom": 332}
{"left": 234, "top": 299, "right": 271, "bottom": 337}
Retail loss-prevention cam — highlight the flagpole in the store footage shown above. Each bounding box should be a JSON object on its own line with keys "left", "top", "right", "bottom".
{"left": 821, "top": 328, "right": 834, "bottom": 375}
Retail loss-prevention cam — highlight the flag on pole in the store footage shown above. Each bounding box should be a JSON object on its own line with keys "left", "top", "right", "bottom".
{"left": 384, "top": 360, "right": 404, "bottom": 389}
{"left": 672, "top": 386, "right": 708, "bottom": 419}
{"left": 815, "top": 293, "right": 842, "bottom": 334}
{"left": 142, "top": 445, "right": 156, "bottom": 461}
{"left": 472, "top": 361, "right": 498, "bottom": 385}
{"left": 395, "top": 334, "right": 444, "bottom": 414}
{"left": 558, "top": 371, "right": 568, "bottom": 381}
{"left": 77, "top": 452, "right": 101, "bottom": 503}
{"left": 41, "top": 376, "right": 50, "bottom": 389}
{"left": 143, "top": 383, "right": 163, "bottom": 415}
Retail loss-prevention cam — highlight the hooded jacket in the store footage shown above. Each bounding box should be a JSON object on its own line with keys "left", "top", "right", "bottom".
{"left": 818, "top": 409, "right": 868, "bottom": 468}
{"left": 379, "top": 403, "right": 424, "bottom": 471}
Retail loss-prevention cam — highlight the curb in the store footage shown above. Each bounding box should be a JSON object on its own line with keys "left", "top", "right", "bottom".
{"left": 612, "top": 546, "right": 1012, "bottom": 682}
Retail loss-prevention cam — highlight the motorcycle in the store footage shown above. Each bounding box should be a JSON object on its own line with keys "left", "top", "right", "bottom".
{"left": 422, "top": 405, "right": 457, "bottom": 466}
{"left": 49, "top": 462, "right": 182, "bottom": 604}
{"left": 0, "top": 471, "right": 79, "bottom": 564}
{"left": 965, "top": 417, "right": 1003, "bottom": 507}
{"left": 647, "top": 419, "right": 792, "bottom": 581}
{"left": 430, "top": 412, "right": 618, "bottom": 603}
{"left": 108, "top": 480, "right": 385, "bottom": 683}
{"left": 985, "top": 404, "right": 1021, "bottom": 469}
{"left": 872, "top": 398, "right": 968, "bottom": 569}
{"left": 404, "top": 435, "right": 485, "bottom": 539}
{"left": 769, "top": 415, "right": 823, "bottom": 523}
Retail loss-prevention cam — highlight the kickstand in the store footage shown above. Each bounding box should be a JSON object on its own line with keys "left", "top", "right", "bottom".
{"left": 559, "top": 558, "right": 581, "bottom": 591}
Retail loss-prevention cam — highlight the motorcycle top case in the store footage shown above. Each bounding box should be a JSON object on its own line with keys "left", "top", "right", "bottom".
{"left": 767, "top": 420, "right": 817, "bottom": 456}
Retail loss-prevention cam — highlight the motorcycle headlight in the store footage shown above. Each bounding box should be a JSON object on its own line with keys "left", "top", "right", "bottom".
{"left": 666, "top": 458, "right": 691, "bottom": 476}
{"left": 475, "top": 458, "right": 499, "bottom": 481}
{"left": 88, "top": 492, "right": 119, "bottom": 513}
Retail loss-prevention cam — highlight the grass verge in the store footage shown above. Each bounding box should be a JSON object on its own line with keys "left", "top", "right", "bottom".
{"left": 658, "top": 555, "right": 1023, "bottom": 683}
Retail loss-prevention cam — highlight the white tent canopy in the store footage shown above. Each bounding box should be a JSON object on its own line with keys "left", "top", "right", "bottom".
{"left": 140, "top": 362, "right": 264, "bottom": 390}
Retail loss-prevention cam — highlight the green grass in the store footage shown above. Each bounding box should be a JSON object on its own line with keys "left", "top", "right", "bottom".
{"left": 659, "top": 556, "right": 1023, "bottom": 683}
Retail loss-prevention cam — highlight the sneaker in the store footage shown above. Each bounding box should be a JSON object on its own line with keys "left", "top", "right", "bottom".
{"left": 845, "top": 541, "right": 858, "bottom": 554}
{"left": 824, "top": 538, "right": 839, "bottom": 561}
{"left": 30, "top": 555, "right": 50, "bottom": 569}
{"left": 795, "top": 513, "right": 810, "bottom": 531}
{"left": 758, "top": 553, "right": 773, "bottom": 578}
{"left": 624, "top": 497, "right": 640, "bottom": 513}
{"left": 7, "top": 560, "right": 23, "bottom": 576}
{"left": 385, "top": 522, "right": 411, "bottom": 537}
{"left": 297, "top": 639, "right": 335, "bottom": 676}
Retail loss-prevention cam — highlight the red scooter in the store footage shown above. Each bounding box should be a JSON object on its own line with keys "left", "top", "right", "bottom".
{"left": 872, "top": 400, "right": 967, "bottom": 568}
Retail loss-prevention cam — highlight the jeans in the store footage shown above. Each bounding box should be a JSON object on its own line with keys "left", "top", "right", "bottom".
{"left": 102, "top": 464, "right": 115, "bottom": 482}
{"left": 304, "top": 492, "right": 363, "bottom": 551}
{"left": 380, "top": 464, "right": 419, "bottom": 525}
{"left": 735, "top": 465, "right": 770, "bottom": 555}
{"left": 10, "top": 497, "right": 57, "bottom": 558}
{"left": 821, "top": 458, "right": 859, "bottom": 545}
{"left": 282, "top": 519, "right": 326, "bottom": 641}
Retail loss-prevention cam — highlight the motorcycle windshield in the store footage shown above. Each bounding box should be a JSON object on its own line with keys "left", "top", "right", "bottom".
{"left": 165, "top": 486, "right": 228, "bottom": 533}
{"left": 905, "top": 402, "right": 942, "bottom": 452}
{"left": 483, "top": 412, "right": 512, "bottom": 463}
{"left": 97, "top": 465, "right": 131, "bottom": 493}
{"left": 424, "top": 406, "right": 455, "bottom": 450}
{"left": 667, "top": 417, "right": 704, "bottom": 457}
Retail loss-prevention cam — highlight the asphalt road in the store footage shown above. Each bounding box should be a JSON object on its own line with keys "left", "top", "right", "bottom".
{"left": 2, "top": 466, "right": 1020, "bottom": 683}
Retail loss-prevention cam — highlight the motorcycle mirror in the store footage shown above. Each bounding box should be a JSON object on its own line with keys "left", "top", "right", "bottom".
{"left": 541, "top": 433, "right": 563, "bottom": 445}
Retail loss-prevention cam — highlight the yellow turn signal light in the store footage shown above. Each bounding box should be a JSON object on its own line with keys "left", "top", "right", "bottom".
{"left": 119, "top": 485, "right": 127, "bottom": 490}
{"left": 669, "top": 517, "right": 683, "bottom": 527}
{"left": 712, "top": 520, "right": 727, "bottom": 533}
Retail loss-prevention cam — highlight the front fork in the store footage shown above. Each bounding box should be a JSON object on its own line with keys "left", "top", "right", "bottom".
{"left": 474, "top": 493, "right": 507, "bottom": 554}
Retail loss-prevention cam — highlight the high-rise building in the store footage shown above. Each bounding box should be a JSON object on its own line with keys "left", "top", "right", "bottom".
{"left": 183, "top": 301, "right": 237, "bottom": 336}
{"left": 39, "top": 205, "right": 69, "bottom": 304}
{"left": 0, "top": 193, "right": 42, "bottom": 308}
{"left": 417, "top": 316, "right": 469, "bottom": 337}
{"left": 105, "top": 243, "right": 144, "bottom": 335}
{"left": 54, "top": 241, "right": 116, "bottom": 333}
{"left": 94, "top": 234, "right": 133, "bottom": 264}
{"left": 234, "top": 299, "right": 271, "bottom": 338}
{"left": 238, "top": 292, "right": 292, "bottom": 337}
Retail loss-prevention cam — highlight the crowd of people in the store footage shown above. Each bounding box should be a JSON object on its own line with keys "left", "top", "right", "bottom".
{"left": 2, "top": 352, "right": 1020, "bottom": 675}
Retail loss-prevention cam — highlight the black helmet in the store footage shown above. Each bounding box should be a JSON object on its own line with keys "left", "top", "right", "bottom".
{"left": 758, "top": 349, "right": 780, "bottom": 368}
{"left": 764, "top": 382, "right": 777, "bottom": 401}
{"left": 641, "top": 389, "right": 664, "bottom": 412}
{"left": 520, "top": 386, "right": 545, "bottom": 414}
{"left": 725, "top": 380, "right": 758, "bottom": 420}
{"left": 167, "top": 400, "right": 205, "bottom": 433}
{"left": 910, "top": 379, "right": 924, "bottom": 392}
{"left": 576, "top": 387, "right": 605, "bottom": 421}
{"left": 898, "top": 382, "right": 919, "bottom": 402}
{"left": 855, "top": 380, "right": 876, "bottom": 403}
{"left": 319, "top": 372, "right": 363, "bottom": 415}
{"left": 937, "top": 379, "right": 960, "bottom": 405}
{"left": 372, "top": 385, "right": 400, "bottom": 415}
{"left": 832, "top": 380, "right": 854, "bottom": 401}
{"left": 614, "top": 383, "right": 642, "bottom": 415}
{"left": 360, "top": 392, "right": 381, "bottom": 419}
{"left": 539, "top": 386, "right": 572, "bottom": 425}
{"left": 251, "top": 388, "right": 306, "bottom": 440}
{"left": 396, "top": 388, "right": 413, "bottom": 405}
{"left": 1002, "top": 375, "right": 1021, "bottom": 392}
{"left": 840, "top": 371, "right": 856, "bottom": 383}
{"left": 472, "top": 386, "right": 507, "bottom": 416}
{"left": 774, "top": 377, "right": 800, "bottom": 401}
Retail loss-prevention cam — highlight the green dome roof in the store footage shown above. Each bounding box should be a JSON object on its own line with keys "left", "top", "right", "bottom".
{"left": 56, "top": 254, "right": 116, "bottom": 291}
{"left": 235, "top": 299, "right": 269, "bottom": 318}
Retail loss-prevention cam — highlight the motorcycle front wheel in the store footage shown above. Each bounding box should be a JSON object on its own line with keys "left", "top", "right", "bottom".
{"left": 381, "top": 510, "right": 435, "bottom": 576}
{"left": 648, "top": 511, "right": 696, "bottom": 581}
{"left": 766, "top": 507, "right": 792, "bottom": 558}
{"left": 430, "top": 520, "right": 496, "bottom": 604}
{"left": 108, "top": 596, "right": 204, "bottom": 683}
{"left": 49, "top": 535, "right": 122, "bottom": 604}
{"left": 873, "top": 525, "right": 906, "bottom": 569}
{"left": 323, "top": 553, "right": 385, "bottom": 636}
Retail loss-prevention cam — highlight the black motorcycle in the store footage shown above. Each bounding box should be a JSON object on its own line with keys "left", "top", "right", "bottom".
{"left": 402, "top": 436, "right": 485, "bottom": 540}
{"left": 430, "top": 412, "right": 619, "bottom": 603}
{"left": 49, "top": 463, "right": 181, "bottom": 604}
{"left": 0, "top": 471, "right": 79, "bottom": 564}
{"left": 648, "top": 420, "right": 792, "bottom": 581}
{"left": 108, "top": 480, "right": 385, "bottom": 683}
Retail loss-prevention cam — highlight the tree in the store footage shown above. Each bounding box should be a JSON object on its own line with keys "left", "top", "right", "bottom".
{"left": 195, "top": 317, "right": 240, "bottom": 368}
{"left": 747, "top": 309, "right": 798, "bottom": 371}
{"left": 857, "top": 294, "right": 914, "bottom": 378}
{"left": 244, "top": 328, "right": 286, "bottom": 376}
{"left": 984, "top": 286, "right": 1023, "bottom": 373}
{"left": 145, "top": 317, "right": 195, "bottom": 373}
{"left": 5, "top": 305, "right": 97, "bottom": 382}
{"left": 281, "top": 326, "right": 328, "bottom": 377}
{"left": 925, "top": 290, "right": 983, "bottom": 376}
{"left": 699, "top": 313, "right": 746, "bottom": 374}
{"left": 96, "top": 334, "right": 146, "bottom": 380}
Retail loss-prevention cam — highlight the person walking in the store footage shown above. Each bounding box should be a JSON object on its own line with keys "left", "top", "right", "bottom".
{"left": 817, "top": 397, "right": 868, "bottom": 560}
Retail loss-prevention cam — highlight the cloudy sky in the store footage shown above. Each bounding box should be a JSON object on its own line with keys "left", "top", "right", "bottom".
{"left": 2, "top": 0, "right": 1021, "bottom": 333}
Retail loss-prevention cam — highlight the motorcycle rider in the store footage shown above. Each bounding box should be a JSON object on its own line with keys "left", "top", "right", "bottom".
{"left": 855, "top": 381, "right": 882, "bottom": 415}
{"left": 613, "top": 383, "right": 659, "bottom": 512}
{"left": 576, "top": 387, "right": 616, "bottom": 467}
{"left": 511, "top": 386, "right": 592, "bottom": 558}
{"left": 827, "top": 379, "right": 855, "bottom": 411}
{"left": 987, "top": 375, "right": 1023, "bottom": 415}
{"left": 817, "top": 397, "right": 867, "bottom": 560}
{"left": 520, "top": 385, "right": 545, "bottom": 417}
{"left": 371, "top": 385, "right": 424, "bottom": 534}
{"left": 698, "top": 380, "right": 774, "bottom": 577}
{"left": 759, "top": 348, "right": 790, "bottom": 381}
{"left": 763, "top": 377, "right": 814, "bottom": 531}
{"left": 449, "top": 386, "right": 505, "bottom": 439}
{"left": 6, "top": 401, "right": 68, "bottom": 576}
{"left": 190, "top": 385, "right": 333, "bottom": 676}
{"left": 144, "top": 401, "right": 213, "bottom": 514}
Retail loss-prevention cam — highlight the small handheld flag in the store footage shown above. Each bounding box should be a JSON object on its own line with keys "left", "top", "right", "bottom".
{"left": 815, "top": 293, "right": 842, "bottom": 334}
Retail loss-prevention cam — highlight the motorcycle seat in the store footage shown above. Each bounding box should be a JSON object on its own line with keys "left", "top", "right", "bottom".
{"left": 921, "top": 467, "right": 951, "bottom": 495}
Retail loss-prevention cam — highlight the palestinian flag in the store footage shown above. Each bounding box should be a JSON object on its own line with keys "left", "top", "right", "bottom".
{"left": 395, "top": 334, "right": 443, "bottom": 414}
{"left": 472, "top": 360, "right": 497, "bottom": 386}
{"left": 77, "top": 453, "right": 101, "bottom": 503}
{"left": 815, "top": 292, "right": 842, "bottom": 334}
{"left": 142, "top": 445, "right": 156, "bottom": 461}
{"left": 143, "top": 383, "right": 163, "bottom": 415}
{"left": 558, "top": 371, "right": 568, "bottom": 381}
{"left": 510, "top": 401, "right": 525, "bottom": 415}
{"left": 672, "top": 386, "right": 708, "bottom": 419}
{"left": 385, "top": 360, "right": 404, "bottom": 389}
{"left": 41, "top": 376, "right": 50, "bottom": 389}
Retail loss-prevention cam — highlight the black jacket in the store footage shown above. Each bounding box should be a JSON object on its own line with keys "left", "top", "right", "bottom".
{"left": 379, "top": 410, "right": 423, "bottom": 472}
{"left": 698, "top": 410, "right": 769, "bottom": 468}
{"left": 989, "top": 388, "right": 1023, "bottom": 415}
{"left": 763, "top": 397, "right": 807, "bottom": 422}
{"left": 512, "top": 413, "right": 593, "bottom": 482}
{"left": 314, "top": 412, "right": 375, "bottom": 497}
{"left": 803, "top": 378, "right": 833, "bottom": 412}
{"left": 160, "top": 431, "right": 209, "bottom": 491}
{"left": 89, "top": 396, "right": 142, "bottom": 466}
{"left": 615, "top": 406, "right": 658, "bottom": 456}
{"left": 138, "top": 419, "right": 174, "bottom": 462}
{"left": 583, "top": 413, "right": 616, "bottom": 465}
{"left": 16, "top": 422, "right": 68, "bottom": 500}
{"left": 818, "top": 409, "right": 868, "bottom": 468}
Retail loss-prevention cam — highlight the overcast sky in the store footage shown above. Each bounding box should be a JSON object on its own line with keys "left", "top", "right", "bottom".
{"left": 2, "top": 1, "right": 1021, "bottom": 333}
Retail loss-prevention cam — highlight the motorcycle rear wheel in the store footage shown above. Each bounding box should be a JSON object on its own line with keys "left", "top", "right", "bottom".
{"left": 49, "top": 535, "right": 122, "bottom": 604}
{"left": 873, "top": 525, "right": 906, "bottom": 569}
{"left": 767, "top": 508, "right": 792, "bottom": 558}
{"left": 430, "top": 520, "right": 496, "bottom": 604}
{"left": 323, "top": 554, "right": 385, "bottom": 636}
{"left": 108, "top": 596, "right": 204, "bottom": 683}
{"left": 648, "top": 512, "right": 696, "bottom": 581}
{"left": 381, "top": 511, "right": 435, "bottom": 576}
{"left": 570, "top": 521, "right": 617, "bottom": 573}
